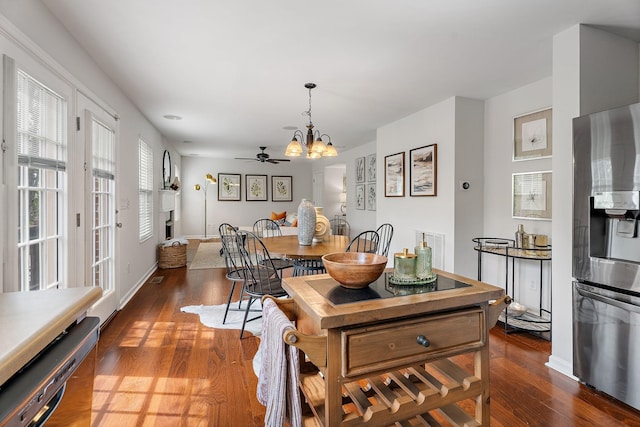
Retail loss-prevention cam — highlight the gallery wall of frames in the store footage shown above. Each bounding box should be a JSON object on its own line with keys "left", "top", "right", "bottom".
{"left": 355, "top": 153, "right": 377, "bottom": 210}
{"left": 510, "top": 108, "right": 553, "bottom": 220}
{"left": 216, "top": 173, "right": 293, "bottom": 202}
{"left": 382, "top": 144, "right": 438, "bottom": 199}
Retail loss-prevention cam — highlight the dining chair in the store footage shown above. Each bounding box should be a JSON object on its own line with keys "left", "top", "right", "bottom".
{"left": 253, "top": 218, "right": 294, "bottom": 271}
{"left": 346, "top": 230, "right": 380, "bottom": 254}
{"left": 235, "top": 231, "right": 288, "bottom": 338}
{"left": 345, "top": 230, "right": 380, "bottom": 254}
{"left": 253, "top": 218, "right": 283, "bottom": 238}
{"left": 329, "top": 218, "right": 350, "bottom": 238}
{"left": 375, "top": 223, "right": 394, "bottom": 257}
{"left": 292, "top": 259, "right": 326, "bottom": 277}
{"left": 218, "top": 223, "right": 249, "bottom": 324}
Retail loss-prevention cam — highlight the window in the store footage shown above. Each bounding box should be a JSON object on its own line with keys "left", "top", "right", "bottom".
{"left": 15, "top": 69, "right": 67, "bottom": 291}
{"left": 138, "top": 138, "right": 153, "bottom": 241}
{"left": 91, "top": 116, "right": 116, "bottom": 290}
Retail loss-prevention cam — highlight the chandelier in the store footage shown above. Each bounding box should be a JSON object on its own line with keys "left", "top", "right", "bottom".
{"left": 284, "top": 83, "right": 338, "bottom": 159}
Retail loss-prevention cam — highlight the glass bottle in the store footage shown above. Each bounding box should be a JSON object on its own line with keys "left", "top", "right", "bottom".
{"left": 515, "top": 224, "right": 525, "bottom": 248}
{"left": 415, "top": 233, "right": 432, "bottom": 279}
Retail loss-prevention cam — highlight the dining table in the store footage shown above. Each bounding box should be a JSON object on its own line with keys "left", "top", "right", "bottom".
{"left": 261, "top": 234, "right": 350, "bottom": 260}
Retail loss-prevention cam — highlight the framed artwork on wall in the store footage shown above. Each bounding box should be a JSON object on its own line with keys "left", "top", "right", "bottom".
{"left": 272, "top": 175, "right": 293, "bottom": 202}
{"left": 366, "top": 153, "right": 376, "bottom": 182}
{"left": 409, "top": 144, "right": 437, "bottom": 197}
{"left": 245, "top": 174, "right": 267, "bottom": 201}
{"left": 355, "top": 157, "right": 365, "bottom": 183}
{"left": 366, "top": 183, "right": 376, "bottom": 211}
{"left": 513, "top": 108, "right": 552, "bottom": 161}
{"left": 384, "top": 152, "right": 405, "bottom": 197}
{"left": 355, "top": 184, "right": 365, "bottom": 210}
{"left": 512, "top": 171, "right": 552, "bottom": 220}
{"left": 218, "top": 173, "right": 241, "bottom": 201}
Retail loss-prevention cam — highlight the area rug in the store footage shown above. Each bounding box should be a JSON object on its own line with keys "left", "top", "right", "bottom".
{"left": 189, "top": 242, "right": 227, "bottom": 269}
{"left": 180, "top": 300, "right": 262, "bottom": 337}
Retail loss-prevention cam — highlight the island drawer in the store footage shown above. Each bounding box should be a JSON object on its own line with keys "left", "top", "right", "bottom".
{"left": 341, "top": 308, "right": 485, "bottom": 377}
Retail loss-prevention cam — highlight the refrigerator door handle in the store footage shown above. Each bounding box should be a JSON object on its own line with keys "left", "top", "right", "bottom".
{"left": 576, "top": 286, "right": 640, "bottom": 314}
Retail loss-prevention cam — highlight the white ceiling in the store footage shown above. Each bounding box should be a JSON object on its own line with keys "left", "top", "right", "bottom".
{"left": 42, "top": 0, "right": 640, "bottom": 160}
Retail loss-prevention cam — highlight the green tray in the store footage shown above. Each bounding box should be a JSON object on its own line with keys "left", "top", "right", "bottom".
{"left": 388, "top": 273, "right": 437, "bottom": 285}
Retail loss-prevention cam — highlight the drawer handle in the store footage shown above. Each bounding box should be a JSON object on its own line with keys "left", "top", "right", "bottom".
{"left": 416, "top": 335, "right": 430, "bottom": 348}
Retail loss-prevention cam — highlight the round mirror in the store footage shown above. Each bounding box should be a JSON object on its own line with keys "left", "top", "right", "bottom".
{"left": 162, "top": 150, "right": 171, "bottom": 188}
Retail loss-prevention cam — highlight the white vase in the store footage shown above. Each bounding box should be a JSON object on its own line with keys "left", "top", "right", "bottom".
{"left": 313, "top": 207, "right": 330, "bottom": 243}
{"left": 297, "top": 199, "right": 316, "bottom": 246}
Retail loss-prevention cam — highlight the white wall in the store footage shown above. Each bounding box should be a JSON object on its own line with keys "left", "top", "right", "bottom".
{"left": 377, "top": 97, "right": 484, "bottom": 274}
{"left": 453, "top": 97, "right": 485, "bottom": 279}
{"left": 180, "top": 156, "right": 313, "bottom": 237}
{"left": 323, "top": 164, "right": 346, "bottom": 221}
{"left": 482, "top": 78, "right": 553, "bottom": 310}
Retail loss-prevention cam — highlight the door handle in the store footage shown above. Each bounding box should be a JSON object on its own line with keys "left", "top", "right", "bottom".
{"left": 577, "top": 287, "right": 640, "bottom": 314}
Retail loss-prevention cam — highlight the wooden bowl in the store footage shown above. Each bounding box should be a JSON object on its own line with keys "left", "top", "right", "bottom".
{"left": 322, "top": 252, "right": 388, "bottom": 289}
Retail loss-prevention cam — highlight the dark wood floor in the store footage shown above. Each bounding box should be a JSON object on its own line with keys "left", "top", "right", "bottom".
{"left": 86, "top": 263, "right": 640, "bottom": 426}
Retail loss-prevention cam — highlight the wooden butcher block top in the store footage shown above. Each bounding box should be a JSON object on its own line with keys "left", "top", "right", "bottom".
{"left": 0, "top": 287, "right": 102, "bottom": 385}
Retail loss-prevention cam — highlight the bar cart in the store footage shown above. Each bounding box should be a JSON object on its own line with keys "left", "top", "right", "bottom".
{"left": 472, "top": 237, "right": 551, "bottom": 339}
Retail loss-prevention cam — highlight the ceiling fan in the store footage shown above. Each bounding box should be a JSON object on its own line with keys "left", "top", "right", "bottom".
{"left": 235, "top": 146, "right": 291, "bottom": 164}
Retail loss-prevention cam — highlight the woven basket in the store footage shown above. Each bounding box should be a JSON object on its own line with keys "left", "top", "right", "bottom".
{"left": 158, "top": 242, "right": 187, "bottom": 268}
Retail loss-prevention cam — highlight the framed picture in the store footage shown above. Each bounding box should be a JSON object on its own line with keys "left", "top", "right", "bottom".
{"left": 355, "top": 157, "right": 365, "bottom": 183}
{"left": 272, "top": 175, "right": 293, "bottom": 202}
{"left": 218, "top": 173, "right": 241, "bottom": 201}
{"left": 245, "top": 174, "right": 267, "bottom": 201}
{"left": 366, "top": 183, "right": 376, "bottom": 211}
{"left": 513, "top": 108, "right": 552, "bottom": 161}
{"left": 384, "top": 152, "right": 405, "bottom": 197}
{"left": 512, "top": 171, "right": 552, "bottom": 220}
{"left": 366, "top": 153, "right": 376, "bottom": 182}
{"left": 409, "top": 144, "right": 437, "bottom": 197}
{"left": 355, "top": 184, "right": 365, "bottom": 210}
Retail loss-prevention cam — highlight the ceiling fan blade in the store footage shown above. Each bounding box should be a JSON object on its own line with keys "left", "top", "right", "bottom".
{"left": 269, "top": 158, "right": 290, "bottom": 162}
{"left": 266, "top": 159, "right": 280, "bottom": 164}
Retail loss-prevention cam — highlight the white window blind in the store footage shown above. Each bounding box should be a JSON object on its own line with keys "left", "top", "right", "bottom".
{"left": 15, "top": 69, "right": 67, "bottom": 291}
{"left": 138, "top": 138, "right": 153, "bottom": 241}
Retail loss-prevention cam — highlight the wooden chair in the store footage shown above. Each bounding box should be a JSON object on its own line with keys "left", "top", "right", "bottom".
{"left": 329, "top": 218, "right": 350, "bottom": 238}
{"left": 376, "top": 223, "right": 394, "bottom": 257}
{"left": 252, "top": 218, "right": 294, "bottom": 271}
{"left": 346, "top": 230, "right": 380, "bottom": 254}
{"left": 235, "top": 231, "right": 288, "bottom": 338}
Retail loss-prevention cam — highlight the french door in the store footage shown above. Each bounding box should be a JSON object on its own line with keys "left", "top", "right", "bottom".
{"left": 2, "top": 55, "right": 72, "bottom": 292}
{"left": 2, "top": 54, "right": 118, "bottom": 324}
{"left": 77, "top": 92, "right": 118, "bottom": 323}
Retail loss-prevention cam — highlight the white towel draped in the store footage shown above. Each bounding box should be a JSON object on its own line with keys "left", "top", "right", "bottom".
{"left": 256, "top": 298, "right": 301, "bottom": 427}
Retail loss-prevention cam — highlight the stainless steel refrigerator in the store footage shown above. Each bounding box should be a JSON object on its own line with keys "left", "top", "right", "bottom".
{"left": 573, "top": 102, "right": 640, "bottom": 411}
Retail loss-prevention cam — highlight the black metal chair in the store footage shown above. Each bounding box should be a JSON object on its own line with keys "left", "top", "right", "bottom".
{"left": 345, "top": 230, "right": 380, "bottom": 254}
{"left": 292, "top": 259, "right": 326, "bottom": 277}
{"left": 329, "top": 217, "right": 350, "bottom": 238}
{"left": 253, "top": 218, "right": 294, "bottom": 271}
{"left": 235, "top": 231, "right": 288, "bottom": 338}
{"left": 376, "top": 223, "right": 394, "bottom": 257}
{"left": 253, "top": 218, "right": 283, "bottom": 238}
{"left": 218, "top": 223, "right": 250, "bottom": 324}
